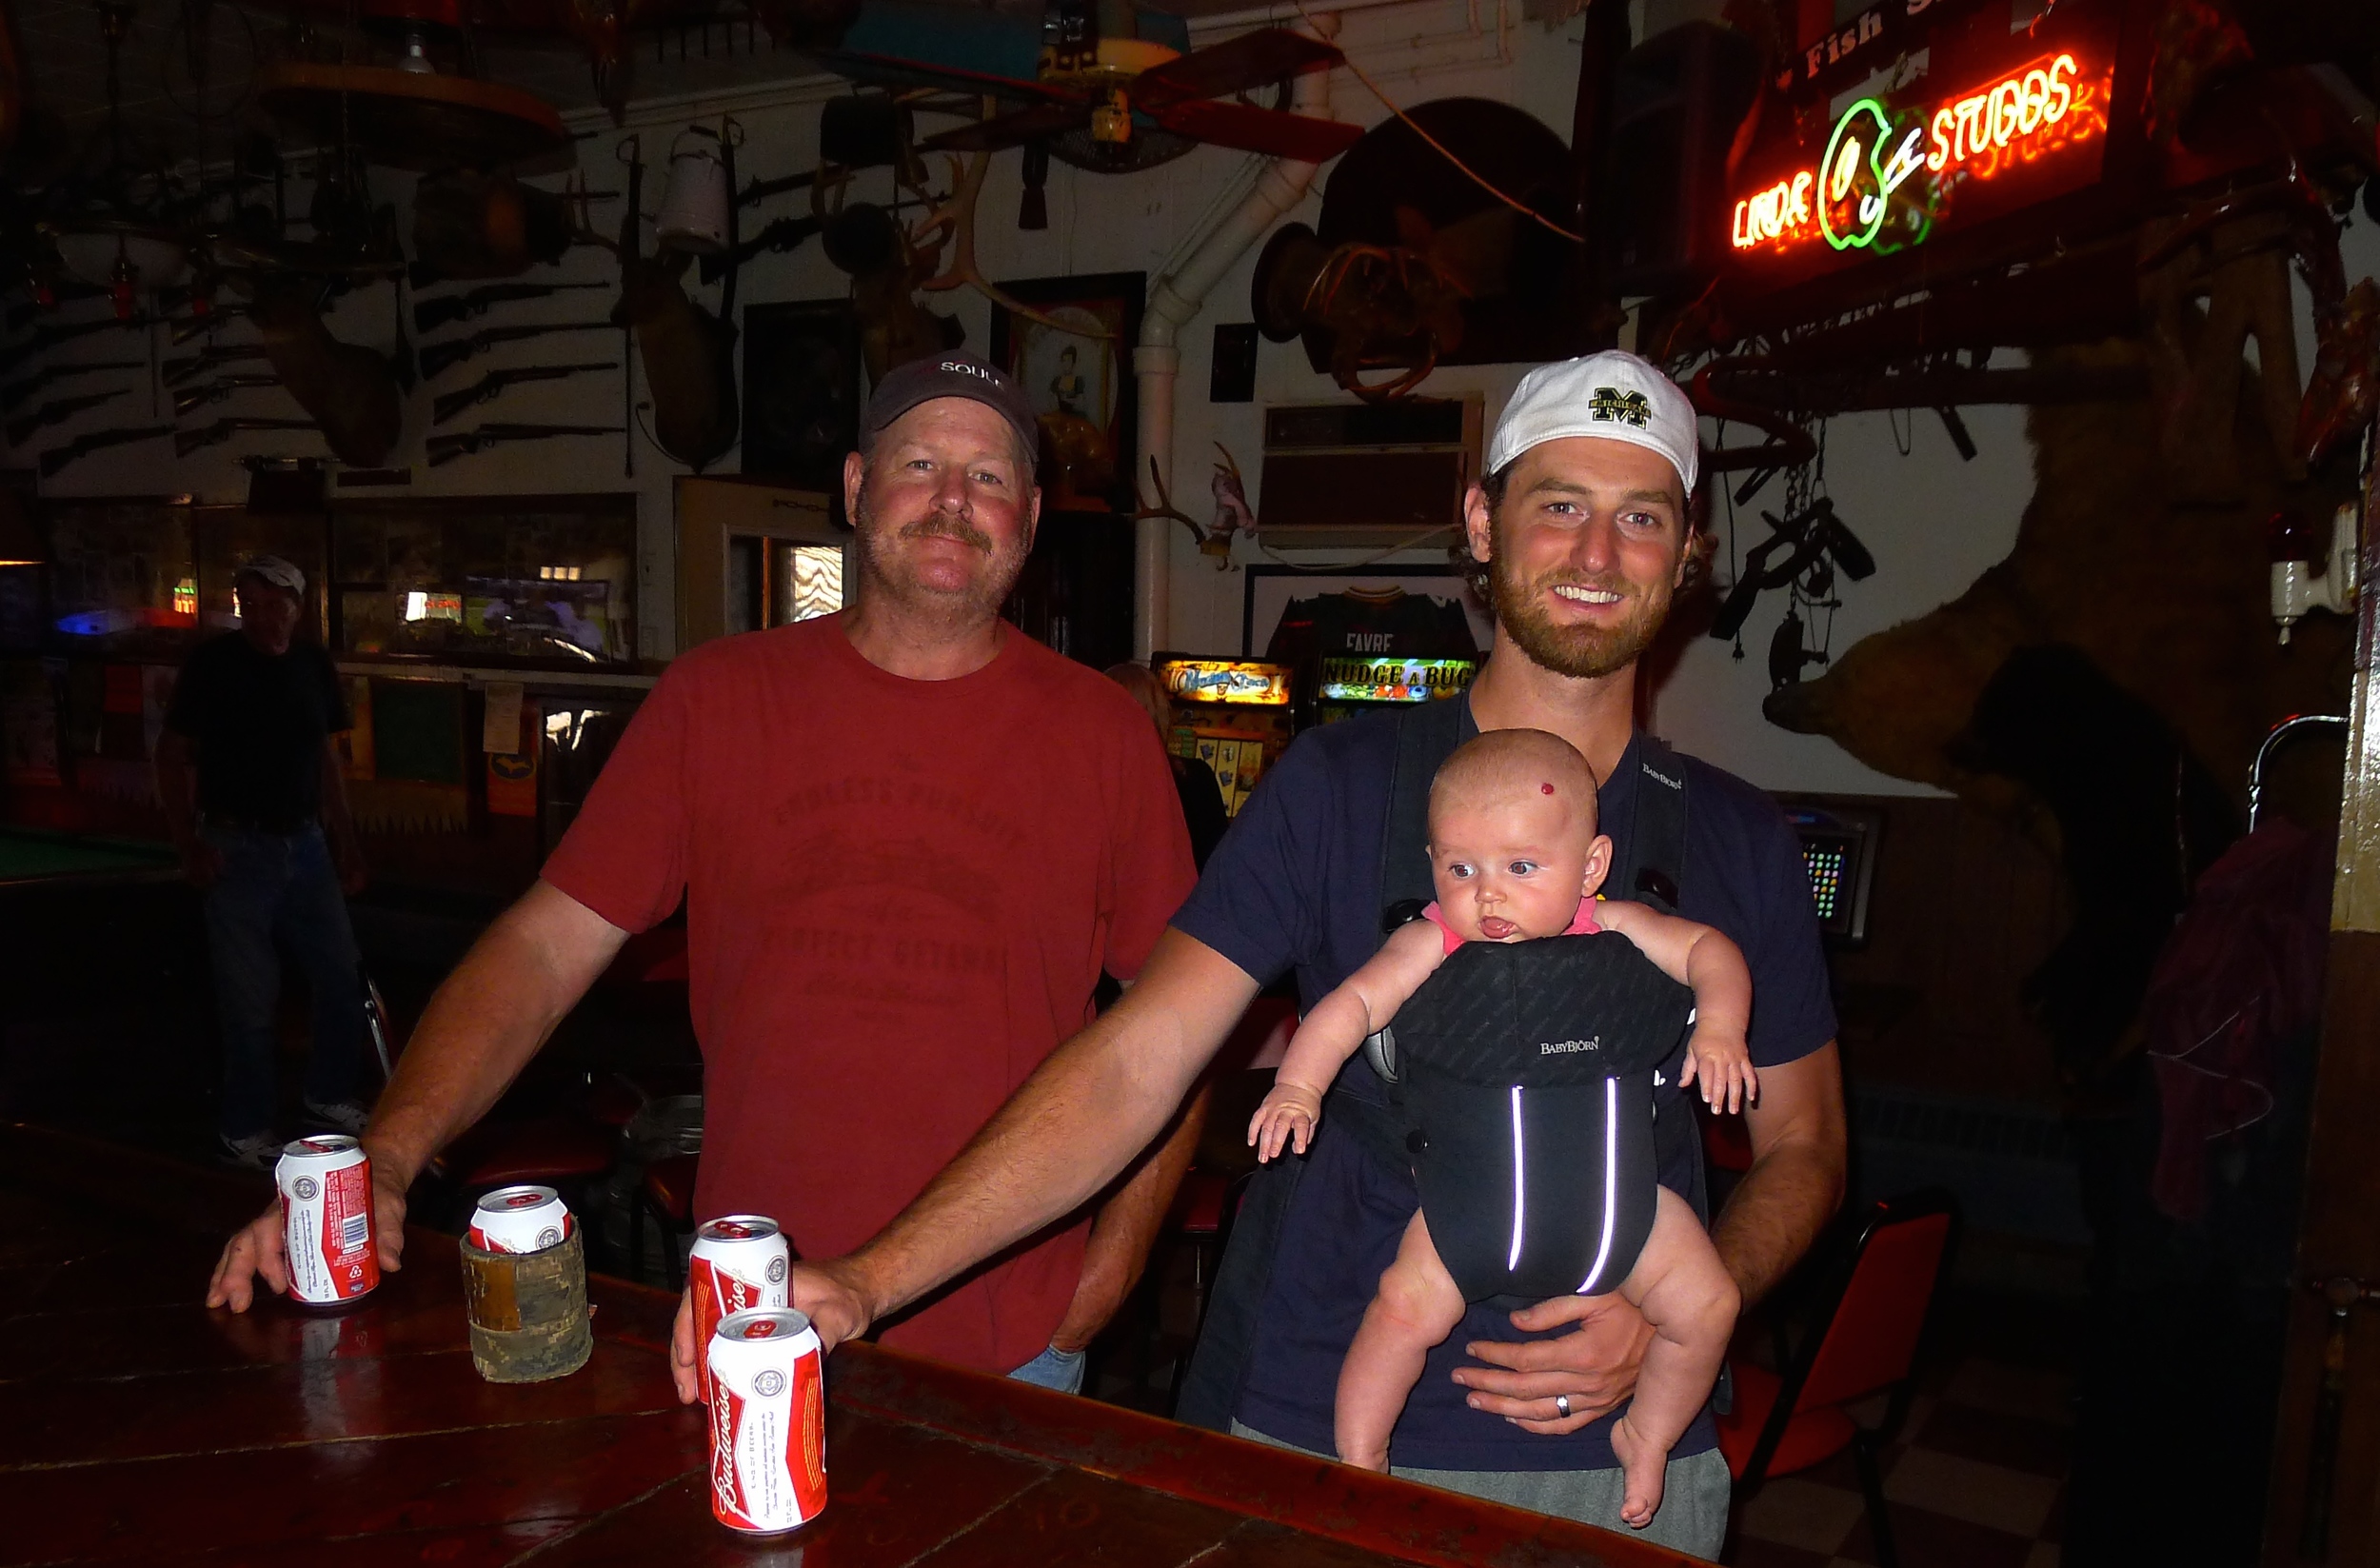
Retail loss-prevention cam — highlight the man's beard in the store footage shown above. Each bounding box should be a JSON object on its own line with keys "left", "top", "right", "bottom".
{"left": 1487, "top": 543, "right": 1670, "bottom": 681}
{"left": 851, "top": 486, "right": 1029, "bottom": 620}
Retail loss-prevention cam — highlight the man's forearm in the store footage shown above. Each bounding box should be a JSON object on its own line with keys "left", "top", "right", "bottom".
{"left": 841, "top": 928, "right": 1257, "bottom": 1326}
{"left": 1712, "top": 1138, "right": 1843, "bottom": 1305}
{"left": 1051, "top": 1081, "right": 1211, "bottom": 1351}
{"left": 365, "top": 883, "right": 626, "bottom": 1186}
{"left": 1711, "top": 1043, "right": 1847, "bottom": 1307}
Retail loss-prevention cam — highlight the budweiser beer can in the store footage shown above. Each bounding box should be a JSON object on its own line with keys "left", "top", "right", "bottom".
{"left": 467, "top": 1185, "right": 575, "bottom": 1254}
{"left": 707, "top": 1307, "right": 826, "bottom": 1535}
{"left": 690, "top": 1216, "right": 789, "bottom": 1398}
{"left": 275, "top": 1135, "right": 378, "bottom": 1306}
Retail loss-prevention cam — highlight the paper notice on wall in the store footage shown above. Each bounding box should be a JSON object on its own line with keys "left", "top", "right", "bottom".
{"left": 482, "top": 682, "right": 526, "bottom": 756}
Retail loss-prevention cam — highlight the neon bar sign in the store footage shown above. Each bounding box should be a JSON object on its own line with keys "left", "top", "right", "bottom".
{"left": 1731, "top": 51, "right": 2100, "bottom": 256}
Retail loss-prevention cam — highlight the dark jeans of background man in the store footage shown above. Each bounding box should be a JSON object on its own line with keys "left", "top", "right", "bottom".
{"left": 201, "top": 824, "right": 365, "bottom": 1141}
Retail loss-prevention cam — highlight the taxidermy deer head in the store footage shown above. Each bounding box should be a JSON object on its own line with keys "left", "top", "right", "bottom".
{"left": 611, "top": 135, "right": 740, "bottom": 472}
{"left": 246, "top": 274, "right": 401, "bottom": 468}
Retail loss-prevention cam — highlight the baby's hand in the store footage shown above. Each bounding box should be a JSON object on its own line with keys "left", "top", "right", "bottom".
{"left": 1677, "top": 1030, "right": 1757, "bottom": 1115}
{"left": 1248, "top": 1083, "right": 1326, "bottom": 1162}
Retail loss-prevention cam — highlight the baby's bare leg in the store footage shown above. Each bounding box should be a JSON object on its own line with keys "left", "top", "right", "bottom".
{"left": 1606, "top": 1187, "right": 1740, "bottom": 1529}
{"left": 1336, "top": 1209, "right": 1469, "bottom": 1470}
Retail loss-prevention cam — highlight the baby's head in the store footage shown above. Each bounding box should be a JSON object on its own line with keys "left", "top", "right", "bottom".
{"left": 1426, "top": 728, "right": 1612, "bottom": 943}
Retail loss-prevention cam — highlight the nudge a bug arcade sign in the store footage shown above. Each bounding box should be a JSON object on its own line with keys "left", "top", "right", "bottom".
{"left": 1726, "top": 6, "right": 2116, "bottom": 280}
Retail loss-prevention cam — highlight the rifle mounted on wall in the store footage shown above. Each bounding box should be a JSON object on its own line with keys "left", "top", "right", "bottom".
{"left": 426, "top": 422, "right": 622, "bottom": 466}
{"left": 431, "top": 361, "right": 617, "bottom": 427}
{"left": 415, "top": 282, "right": 609, "bottom": 335}
{"left": 38, "top": 425, "right": 171, "bottom": 477}
{"left": 0, "top": 359, "right": 143, "bottom": 413}
{"left": 8, "top": 387, "right": 127, "bottom": 447}
{"left": 420, "top": 321, "right": 615, "bottom": 379}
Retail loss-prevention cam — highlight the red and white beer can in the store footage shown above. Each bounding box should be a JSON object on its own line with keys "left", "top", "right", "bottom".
{"left": 466, "top": 1185, "right": 575, "bottom": 1254}
{"left": 275, "top": 1135, "right": 378, "bottom": 1306}
{"left": 707, "top": 1307, "right": 827, "bottom": 1536}
{"left": 690, "top": 1216, "right": 789, "bottom": 1398}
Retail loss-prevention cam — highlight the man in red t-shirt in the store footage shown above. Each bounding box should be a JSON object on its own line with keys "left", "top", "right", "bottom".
{"left": 208, "top": 354, "right": 1200, "bottom": 1392}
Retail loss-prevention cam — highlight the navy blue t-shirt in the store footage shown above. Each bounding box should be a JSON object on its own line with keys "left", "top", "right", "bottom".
{"left": 1171, "top": 702, "right": 1836, "bottom": 1472}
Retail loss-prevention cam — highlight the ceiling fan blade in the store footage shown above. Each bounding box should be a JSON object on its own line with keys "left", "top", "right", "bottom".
{"left": 1133, "top": 29, "right": 1343, "bottom": 109}
{"left": 802, "top": 49, "right": 1075, "bottom": 107}
{"left": 920, "top": 103, "right": 1093, "bottom": 152}
{"left": 1149, "top": 99, "right": 1365, "bottom": 163}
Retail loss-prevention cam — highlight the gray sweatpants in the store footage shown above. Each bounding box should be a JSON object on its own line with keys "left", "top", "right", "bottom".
{"left": 1230, "top": 1419, "right": 1731, "bottom": 1561}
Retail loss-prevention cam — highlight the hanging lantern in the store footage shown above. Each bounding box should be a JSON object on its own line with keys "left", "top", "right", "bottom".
{"left": 654, "top": 127, "right": 729, "bottom": 255}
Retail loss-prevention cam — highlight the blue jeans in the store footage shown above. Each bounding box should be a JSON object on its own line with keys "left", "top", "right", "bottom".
{"left": 1008, "top": 1343, "right": 1087, "bottom": 1395}
{"left": 201, "top": 824, "right": 366, "bottom": 1141}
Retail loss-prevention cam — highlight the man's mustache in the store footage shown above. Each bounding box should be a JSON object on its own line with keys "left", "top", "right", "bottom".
{"left": 899, "top": 514, "right": 996, "bottom": 553}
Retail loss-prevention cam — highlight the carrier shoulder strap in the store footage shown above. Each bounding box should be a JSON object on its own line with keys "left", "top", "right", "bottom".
{"left": 1620, "top": 733, "right": 1707, "bottom": 1221}
{"left": 1616, "top": 734, "right": 1690, "bottom": 915}
{"left": 1378, "top": 694, "right": 1474, "bottom": 921}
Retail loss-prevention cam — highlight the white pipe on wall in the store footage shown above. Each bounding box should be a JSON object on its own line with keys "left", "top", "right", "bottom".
{"left": 1133, "top": 11, "right": 1339, "bottom": 658}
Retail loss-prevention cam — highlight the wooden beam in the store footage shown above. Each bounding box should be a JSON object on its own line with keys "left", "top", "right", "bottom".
{"left": 2265, "top": 418, "right": 2380, "bottom": 1564}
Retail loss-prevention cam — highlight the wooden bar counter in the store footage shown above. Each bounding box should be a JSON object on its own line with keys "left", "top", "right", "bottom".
{"left": 0, "top": 1122, "right": 1694, "bottom": 1567}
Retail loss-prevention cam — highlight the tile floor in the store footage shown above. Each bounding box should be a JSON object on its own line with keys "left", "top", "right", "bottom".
{"left": 1722, "top": 1288, "right": 2077, "bottom": 1568}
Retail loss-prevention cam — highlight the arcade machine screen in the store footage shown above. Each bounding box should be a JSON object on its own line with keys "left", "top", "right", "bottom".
{"left": 1775, "top": 799, "right": 1881, "bottom": 947}
{"left": 1152, "top": 656, "right": 1293, "bottom": 816}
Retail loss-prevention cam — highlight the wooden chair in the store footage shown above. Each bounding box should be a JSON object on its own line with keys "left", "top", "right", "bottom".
{"left": 1716, "top": 1188, "right": 1960, "bottom": 1568}
{"left": 631, "top": 1153, "right": 701, "bottom": 1289}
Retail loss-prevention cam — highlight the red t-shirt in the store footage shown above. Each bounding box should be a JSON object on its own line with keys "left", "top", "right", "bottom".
{"left": 543, "top": 615, "right": 1196, "bottom": 1372}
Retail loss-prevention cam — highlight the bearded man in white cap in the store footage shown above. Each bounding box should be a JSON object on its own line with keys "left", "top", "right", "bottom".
{"left": 776, "top": 351, "right": 1846, "bottom": 1554}
{"left": 157, "top": 555, "right": 373, "bottom": 1168}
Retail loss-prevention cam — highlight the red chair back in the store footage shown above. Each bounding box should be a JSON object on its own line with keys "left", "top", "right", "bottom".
{"left": 1793, "top": 1208, "right": 1954, "bottom": 1414}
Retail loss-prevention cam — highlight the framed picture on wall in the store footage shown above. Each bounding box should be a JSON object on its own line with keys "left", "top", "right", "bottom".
{"left": 741, "top": 299, "right": 862, "bottom": 508}
{"left": 1242, "top": 565, "right": 1493, "bottom": 661}
{"left": 989, "top": 271, "right": 1144, "bottom": 514}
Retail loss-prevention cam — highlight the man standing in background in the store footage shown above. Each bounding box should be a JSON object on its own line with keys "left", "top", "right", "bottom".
{"left": 157, "top": 554, "right": 371, "bottom": 1169}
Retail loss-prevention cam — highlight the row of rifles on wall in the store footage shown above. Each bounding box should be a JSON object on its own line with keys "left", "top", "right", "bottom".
{"left": 0, "top": 124, "right": 781, "bottom": 482}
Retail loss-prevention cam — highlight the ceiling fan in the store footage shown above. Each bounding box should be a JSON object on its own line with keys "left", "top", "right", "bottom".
{"left": 805, "top": 0, "right": 1361, "bottom": 173}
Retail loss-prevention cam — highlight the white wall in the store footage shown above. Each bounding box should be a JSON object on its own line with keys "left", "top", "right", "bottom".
{"left": 21, "top": 0, "right": 2146, "bottom": 798}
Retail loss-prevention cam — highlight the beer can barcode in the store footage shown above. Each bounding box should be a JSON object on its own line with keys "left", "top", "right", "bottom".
{"left": 339, "top": 1213, "right": 370, "bottom": 1248}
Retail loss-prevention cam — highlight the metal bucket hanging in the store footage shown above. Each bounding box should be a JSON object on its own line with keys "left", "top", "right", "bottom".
{"left": 654, "top": 127, "right": 730, "bottom": 255}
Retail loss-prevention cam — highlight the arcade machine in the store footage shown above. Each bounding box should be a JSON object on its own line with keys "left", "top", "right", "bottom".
{"left": 1774, "top": 797, "right": 1880, "bottom": 947}
{"left": 1262, "top": 584, "right": 1483, "bottom": 728}
{"left": 1149, "top": 655, "right": 1292, "bottom": 816}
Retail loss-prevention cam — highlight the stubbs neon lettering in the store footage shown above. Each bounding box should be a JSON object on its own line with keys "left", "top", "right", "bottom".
{"left": 1924, "top": 53, "right": 2078, "bottom": 171}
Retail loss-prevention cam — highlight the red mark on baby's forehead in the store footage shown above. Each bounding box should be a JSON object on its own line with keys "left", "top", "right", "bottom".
{"left": 1541, "top": 783, "right": 1555, "bottom": 794}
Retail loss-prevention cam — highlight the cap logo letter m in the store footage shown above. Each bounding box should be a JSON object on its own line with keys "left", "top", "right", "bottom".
{"left": 1589, "top": 387, "right": 1652, "bottom": 428}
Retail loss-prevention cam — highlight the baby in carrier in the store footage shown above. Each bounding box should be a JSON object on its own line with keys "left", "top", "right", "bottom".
{"left": 1249, "top": 726, "right": 1756, "bottom": 1528}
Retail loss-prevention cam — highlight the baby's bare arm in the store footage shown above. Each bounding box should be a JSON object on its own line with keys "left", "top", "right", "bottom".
{"left": 1597, "top": 901, "right": 1755, "bottom": 1108}
{"left": 1251, "top": 922, "right": 1445, "bottom": 1161}
{"left": 1595, "top": 902, "right": 1752, "bottom": 1047}
{"left": 1269, "top": 920, "right": 1447, "bottom": 1099}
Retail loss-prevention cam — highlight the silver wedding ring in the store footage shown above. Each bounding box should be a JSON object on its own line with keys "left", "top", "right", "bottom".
{"left": 1555, "top": 1395, "right": 1572, "bottom": 1419}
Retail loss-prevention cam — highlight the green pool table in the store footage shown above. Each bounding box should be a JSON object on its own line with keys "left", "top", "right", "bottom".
{"left": 0, "top": 826, "right": 182, "bottom": 889}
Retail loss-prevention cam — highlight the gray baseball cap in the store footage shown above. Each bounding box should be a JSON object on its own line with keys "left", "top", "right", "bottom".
{"left": 861, "top": 352, "right": 1041, "bottom": 466}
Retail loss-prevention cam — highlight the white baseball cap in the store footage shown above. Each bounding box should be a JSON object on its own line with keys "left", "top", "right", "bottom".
{"left": 1485, "top": 350, "right": 1700, "bottom": 499}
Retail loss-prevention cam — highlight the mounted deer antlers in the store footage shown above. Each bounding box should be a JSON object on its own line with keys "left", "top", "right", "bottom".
{"left": 912, "top": 144, "right": 1110, "bottom": 341}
